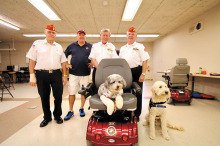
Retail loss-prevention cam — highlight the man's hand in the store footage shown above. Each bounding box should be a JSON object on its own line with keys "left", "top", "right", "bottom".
{"left": 63, "top": 76, "right": 67, "bottom": 86}
{"left": 66, "top": 64, "right": 72, "bottom": 69}
{"left": 88, "top": 63, "right": 93, "bottom": 68}
{"left": 139, "top": 74, "right": 145, "bottom": 82}
{"left": 29, "top": 73, "right": 37, "bottom": 86}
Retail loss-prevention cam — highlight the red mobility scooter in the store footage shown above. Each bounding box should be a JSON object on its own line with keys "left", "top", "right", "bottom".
{"left": 162, "top": 58, "right": 191, "bottom": 105}
{"left": 79, "top": 58, "right": 140, "bottom": 146}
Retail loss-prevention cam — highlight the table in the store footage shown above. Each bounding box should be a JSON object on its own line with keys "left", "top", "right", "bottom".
{"left": 9, "top": 72, "right": 16, "bottom": 83}
{"left": 191, "top": 74, "right": 220, "bottom": 94}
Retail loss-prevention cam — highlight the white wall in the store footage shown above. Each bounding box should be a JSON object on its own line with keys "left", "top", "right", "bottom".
{"left": 152, "top": 4, "right": 220, "bottom": 99}
{"left": 0, "top": 42, "right": 31, "bottom": 71}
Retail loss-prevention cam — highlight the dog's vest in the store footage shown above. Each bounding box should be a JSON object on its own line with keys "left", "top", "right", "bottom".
{"left": 149, "top": 99, "right": 166, "bottom": 108}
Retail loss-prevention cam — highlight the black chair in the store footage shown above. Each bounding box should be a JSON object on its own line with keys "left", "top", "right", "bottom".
{"left": 1, "top": 73, "right": 15, "bottom": 90}
{"left": 0, "top": 76, "right": 14, "bottom": 102}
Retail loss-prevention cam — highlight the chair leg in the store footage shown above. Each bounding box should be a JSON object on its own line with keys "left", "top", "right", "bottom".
{"left": 6, "top": 88, "right": 14, "bottom": 98}
{"left": 1, "top": 89, "right": 3, "bottom": 102}
{"left": 11, "top": 83, "right": 15, "bottom": 90}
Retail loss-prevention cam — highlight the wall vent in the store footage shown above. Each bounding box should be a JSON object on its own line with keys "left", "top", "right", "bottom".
{"left": 189, "top": 21, "right": 203, "bottom": 34}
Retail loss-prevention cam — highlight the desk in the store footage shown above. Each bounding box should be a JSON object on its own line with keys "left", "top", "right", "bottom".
{"left": 191, "top": 74, "right": 220, "bottom": 94}
{"left": 157, "top": 70, "right": 170, "bottom": 75}
{"left": 15, "top": 71, "right": 29, "bottom": 83}
{"left": 9, "top": 72, "right": 16, "bottom": 83}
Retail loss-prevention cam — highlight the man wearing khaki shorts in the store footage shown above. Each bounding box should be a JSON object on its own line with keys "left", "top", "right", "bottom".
{"left": 64, "top": 30, "right": 92, "bottom": 120}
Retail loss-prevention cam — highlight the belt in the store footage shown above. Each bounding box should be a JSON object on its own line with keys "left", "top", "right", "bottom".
{"left": 36, "top": 69, "right": 60, "bottom": 74}
{"left": 131, "top": 65, "right": 142, "bottom": 69}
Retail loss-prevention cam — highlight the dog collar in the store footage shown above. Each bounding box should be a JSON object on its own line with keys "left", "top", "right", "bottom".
{"left": 152, "top": 105, "right": 166, "bottom": 108}
{"left": 104, "top": 95, "right": 110, "bottom": 99}
{"left": 149, "top": 99, "right": 166, "bottom": 108}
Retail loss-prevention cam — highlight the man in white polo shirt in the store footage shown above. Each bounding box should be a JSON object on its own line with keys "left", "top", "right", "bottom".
{"left": 26, "top": 24, "right": 67, "bottom": 127}
{"left": 89, "top": 28, "right": 119, "bottom": 90}
{"left": 119, "top": 26, "right": 150, "bottom": 121}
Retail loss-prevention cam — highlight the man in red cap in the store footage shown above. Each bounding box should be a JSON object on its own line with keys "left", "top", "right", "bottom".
{"left": 64, "top": 30, "right": 92, "bottom": 120}
{"left": 119, "top": 26, "right": 150, "bottom": 122}
{"left": 26, "top": 24, "right": 68, "bottom": 127}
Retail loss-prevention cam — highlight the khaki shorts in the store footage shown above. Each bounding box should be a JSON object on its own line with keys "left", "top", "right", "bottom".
{"left": 68, "top": 74, "right": 90, "bottom": 95}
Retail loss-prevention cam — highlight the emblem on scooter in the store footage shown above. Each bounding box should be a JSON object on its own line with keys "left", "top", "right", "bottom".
{"left": 107, "top": 126, "right": 116, "bottom": 136}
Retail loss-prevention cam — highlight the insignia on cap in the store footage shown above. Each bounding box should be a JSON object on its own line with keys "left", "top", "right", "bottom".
{"left": 128, "top": 26, "right": 136, "bottom": 32}
{"left": 46, "top": 24, "right": 56, "bottom": 32}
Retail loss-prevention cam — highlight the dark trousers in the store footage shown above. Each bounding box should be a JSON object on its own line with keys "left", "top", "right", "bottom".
{"left": 131, "top": 66, "right": 143, "bottom": 118}
{"left": 36, "top": 70, "right": 63, "bottom": 120}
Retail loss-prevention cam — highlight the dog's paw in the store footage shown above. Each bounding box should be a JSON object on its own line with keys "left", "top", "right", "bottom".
{"left": 163, "top": 135, "right": 170, "bottom": 140}
{"left": 115, "top": 95, "right": 123, "bottom": 109}
{"left": 116, "top": 101, "right": 123, "bottom": 109}
{"left": 107, "top": 107, "right": 114, "bottom": 115}
{"left": 106, "top": 103, "right": 115, "bottom": 115}
{"left": 178, "top": 126, "right": 184, "bottom": 131}
{"left": 149, "top": 135, "right": 156, "bottom": 140}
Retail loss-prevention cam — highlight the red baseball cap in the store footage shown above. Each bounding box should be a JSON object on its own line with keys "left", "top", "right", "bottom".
{"left": 77, "top": 30, "right": 86, "bottom": 35}
{"left": 45, "top": 24, "right": 56, "bottom": 32}
{"left": 128, "top": 26, "right": 136, "bottom": 33}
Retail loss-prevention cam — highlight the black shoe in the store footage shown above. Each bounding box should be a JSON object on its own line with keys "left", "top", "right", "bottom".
{"left": 40, "top": 119, "right": 52, "bottom": 127}
{"left": 54, "top": 117, "right": 63, "bottom": 124}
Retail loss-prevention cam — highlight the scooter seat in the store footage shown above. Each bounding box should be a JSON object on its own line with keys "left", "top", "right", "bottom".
{"left": 89, "top": 93, "right": 137, "bottom": 111}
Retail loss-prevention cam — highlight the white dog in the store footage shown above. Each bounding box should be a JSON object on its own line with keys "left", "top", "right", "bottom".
{"left": 143, "top": 81, "right": 184, "bottom": 140}
{"left": 98, "top": 74, "right": 126, "bottom": 115}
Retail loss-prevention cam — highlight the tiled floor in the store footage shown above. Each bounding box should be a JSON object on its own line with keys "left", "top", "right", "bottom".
{"left": 1, "top": 81, "right": 220, "bottom": 146}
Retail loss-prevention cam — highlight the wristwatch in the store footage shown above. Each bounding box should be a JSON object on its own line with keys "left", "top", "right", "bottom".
{"left": 141, "top": 73, "right": 146, "bottom": 76}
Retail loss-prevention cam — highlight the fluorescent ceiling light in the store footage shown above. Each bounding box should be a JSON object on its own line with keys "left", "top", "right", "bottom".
{"left": 111, "top": 34, "right": 127, "bottom": 37}
{"left": 137, "top": 34, "right": 160, "bottom": 37}
{"left": 86, "top": 34, "right": 100, "bottom": 37}
{"left": 28, "top": 0, "right": 61, "bottom": 20}
{"left": 23, "top": 34, "right": 159, "bottom": 38}
{"left": 23, "top": 34, "right": 46, "bottom": 37}
{"left": 0, "top": 20, "right": 20, "bottom": 30}
{"left": 57, "top": 34, "right": 77, "bottom": 37}
{"left": 122, "top": 0, "right": 143, "bottom": 21}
